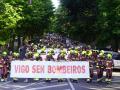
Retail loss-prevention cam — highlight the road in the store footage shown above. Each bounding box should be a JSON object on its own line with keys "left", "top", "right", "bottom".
{"left": 0, "top": 72, "right": 120, "bottom": 90}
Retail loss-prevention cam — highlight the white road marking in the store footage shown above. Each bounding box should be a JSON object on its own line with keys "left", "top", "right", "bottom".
{"left": 13, "top": 82, "right": 37, "bottom": 90}
{"left": 67, "top": 79, "right": 75, "bottom": 90}
{"left": 113, "top": 86, "right": 120, "bottom": 89}
{"left": 0, "top": 86, "right": 10, "bottom": 89}
{"left": 112, "top": 81, "right": 120, "bottom": 83}
{"left": 90, "top": 88, "right": 116, "bottom": 90}
{"left": 25, "top": 83, "right": 68, "bottom": 90}
{"left": 78, "top": 84, "right": 100, "bottom": 90}
{"left": 6, "top": 85, "right": 25, "bottom": 88}
{"left": 0, "top": 81, "right": 12, "bottom": 86}
{"left": 64, "top": 89, "right": 71, "bottom": 90}
{"left": 13, "top": 80, "right": 58, "bottom": 90}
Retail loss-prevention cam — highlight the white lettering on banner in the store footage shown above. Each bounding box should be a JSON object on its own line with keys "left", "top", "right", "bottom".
{"left": 10, "top": 61, "right": 90, "bottom": 78}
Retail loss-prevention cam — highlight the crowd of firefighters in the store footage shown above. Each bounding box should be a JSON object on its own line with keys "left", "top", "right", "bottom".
{"left": 0, "top": 33, "right": 113, "bottom": 83}
{"left": 0, "top": 44, "right": 113, "bottom": 83}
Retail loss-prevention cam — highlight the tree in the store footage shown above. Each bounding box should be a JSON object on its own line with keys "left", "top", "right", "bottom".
{"left": 0, "top": 0, "right": 54, "bottom": 46}
{"left": 17, "top": 0, "right": 54, "bottom": 39}
{"left": 55, "top": 0, "right": 120, "bottom": 50}
{"left": 96, "top": 0, "right": 120, "bottom": 51}
{"left": 56, "top": 0, "right": 98, "bottom": 44}
{"left": 0, "top": 2, "right": 22, "bottom": 44}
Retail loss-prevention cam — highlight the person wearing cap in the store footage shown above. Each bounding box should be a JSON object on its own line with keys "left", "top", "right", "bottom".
{"left": 105, "top": 53, "right": 114, "bottom": 83}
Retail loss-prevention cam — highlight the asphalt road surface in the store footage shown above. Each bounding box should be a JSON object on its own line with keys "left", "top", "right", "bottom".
{"left": 0, "top": 72, "right": 120, "bottom": 90}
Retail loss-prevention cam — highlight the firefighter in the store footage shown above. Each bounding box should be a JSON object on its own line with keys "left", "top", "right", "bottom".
{"left": 80, "top": 50, "right": 87, "bottom": 61}
{"left": 86, "top": 50, "right": 94, "bottom": 83}
{"left": 45, "top": 52, "right": 55, "bottom": 82}
{"left": 33, "top": 52, "right": 42, "bottom": 61}
{"left": 67, "top": 48, "right": 75, "bottom": 61}
{"left": 92, "top": 50, "right": 98, "bottom": 65}
{"left": 26, "top": 51, "right": 33, "bottom": 60}
{"left": 73, "top": 50, "right": 79, "bottom": 82}
{"left": 1, "top": 52, "right": 9, "bottom": 82}
{"left": 105, "top": 53, "right": 113, "bottom": 83}
{"left": 41, "top": 46, "right": 46, "bottom": 55}
{"left": 57, "top": 51, "right": 66, "bottom": 61}
{"left": 96, "top": 52, "right": 105, "bottom": 82}
{"left": 57, "top": 51, "right": 66, "bottom": 82}
{"left": 68, "top": 49, "right": 79, "bottom": 82}
{"left": 7, "top": 53, "right": 13, "bottom": 75}
{"left": 74, "top": 50, "right": 79, "bottom": 60}
{"left": 49, "top": 48, "right": 55, "bottom": 55}
{"left": 46, "top": 51, "right": 55, "bottom": 61}
{"left": 33, "top": 52, "right": 42, "bottom": 81}
{"left": 0, "top": 56, "right": 4, "bottom": 82}
{"left": 23, "top": 51, "right": 34, "bottom": 83}
{"left": 12, "top": 52, "right": 20, "bottom": 82}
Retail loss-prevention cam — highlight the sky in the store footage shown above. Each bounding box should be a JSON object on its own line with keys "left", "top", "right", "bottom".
{"left": 51, "top": 0, "right": 60, "bottom": 8}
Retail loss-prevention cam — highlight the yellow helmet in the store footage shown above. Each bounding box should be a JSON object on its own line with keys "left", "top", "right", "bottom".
{"left": 74, "top": 50, "right": 78, "bottom": 54}
{"left": 107, "top": 54, "right": 112, "bottom": 59}
{"left": 70, "top": 50, "right": 74, "bottom": 54}
{"left": 87, "top": 50, "right": 92, "bottom": 56}
{"left": 2, "top": 51, "right": 7, "bottom": 56}
{"left": 60, "top": 53, "right": 65, "bottom": 57}
{"left": 99, "top": 53, "right": 104, "bottom": 57}
{"left": 82, "top": 51, "right": 86, "bottom": 55}
{"left": 16, "top": 53, "right": 20, "bottom": 57}
{"left": 100, "top": 50, "right": 104, "bottom": 54}
{"left": 34, "top": 53, "right": 39, "bottom": 58}
{"left": 61, "top": 49, "right": 66, "bottom": 54}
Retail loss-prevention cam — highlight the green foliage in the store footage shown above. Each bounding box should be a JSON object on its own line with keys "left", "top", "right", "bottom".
{"left": 0, "top": 2, "right": 22, "bottom": 43}
{"left": 53, "top": 0, "right": 120, "bottom": 50}
{"left": 56, "top": 0, "right": 98, "bottom": 44}
{"left": 0, "top": 0, "right": 54, "bottom": 44}
{"left": 17, "top": 0, "right": 54, "bottom": 37}
{"left": 96, "top": 0, "right": 120, "bottom": 49}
